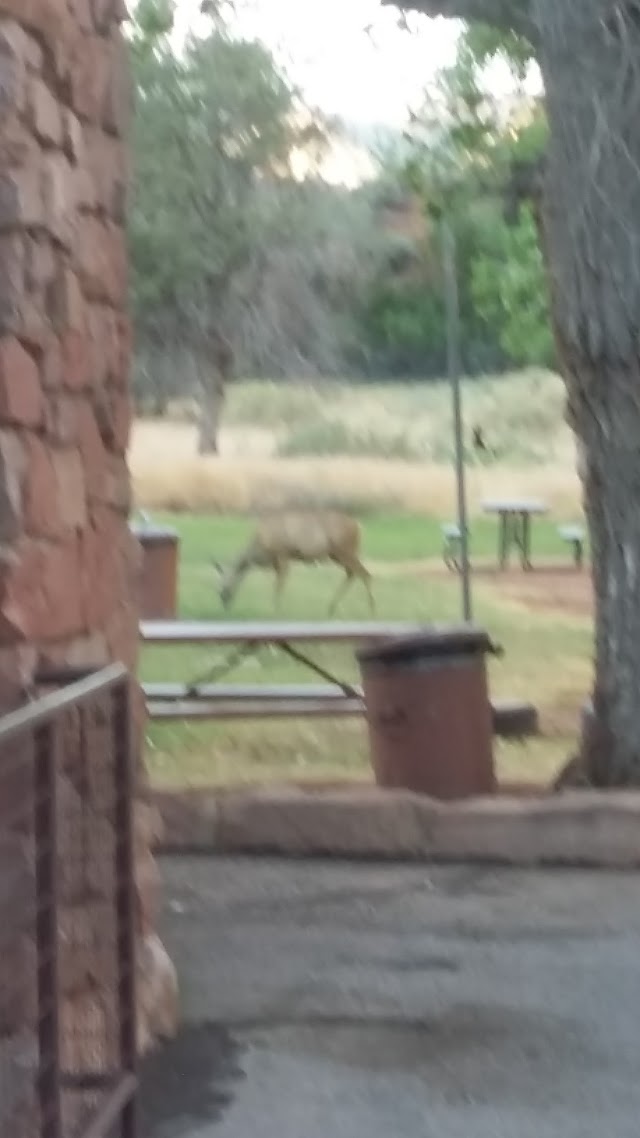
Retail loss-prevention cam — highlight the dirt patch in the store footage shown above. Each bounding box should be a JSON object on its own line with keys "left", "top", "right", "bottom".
{"left": 379, "top": 558, "right": 593, "bottom": 619}
{"left": 495, "top": 568, "right": 592, "bottom": 618}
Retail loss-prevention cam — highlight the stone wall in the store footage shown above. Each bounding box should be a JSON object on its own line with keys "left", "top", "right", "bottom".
{"left": 0, "top": 0, "right": 177, "bottom": 1054}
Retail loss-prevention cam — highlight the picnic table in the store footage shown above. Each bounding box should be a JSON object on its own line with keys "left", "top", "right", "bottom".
{"left": 482, "top": 498, "right": 547, "bottom": 570}
{"left": 139, "top": 620, "right": 539, "bottom": 737}
{"left": 141, "top": 620, "right": 423, "bottom": 720}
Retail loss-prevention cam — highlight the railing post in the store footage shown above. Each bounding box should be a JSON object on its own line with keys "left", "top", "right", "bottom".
{"left": 34, "top": 722, "right": 62, "bottom": 1138}
{"left": 111, "top": 680, "right": 138, "bottom": 1138}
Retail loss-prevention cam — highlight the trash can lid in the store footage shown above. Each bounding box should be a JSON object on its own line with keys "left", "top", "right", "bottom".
{"left": 129, "top": 520, "right": 179, "bottom": 543}
{"left": 357, "top": 624, "right": 499, "bottom": 666}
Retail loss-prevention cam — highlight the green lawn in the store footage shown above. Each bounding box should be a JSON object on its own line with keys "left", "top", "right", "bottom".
{"left": 140, "top": 512, "right": 592, "bottom": 789}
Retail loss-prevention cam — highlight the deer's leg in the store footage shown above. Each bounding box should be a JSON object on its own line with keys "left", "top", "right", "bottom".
{"left": 328, "top": 569, "right": 354, "bottom": 616}
{"left": 273, "top": 559, "right": 289, "bottom": 611}
{"left": 357, "top": 561, "right": 375, "bottom": 615}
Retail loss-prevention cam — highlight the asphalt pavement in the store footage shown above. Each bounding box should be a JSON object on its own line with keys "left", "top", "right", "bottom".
{"left": 139, "top": 857, "right": 640, "bottom": 1138}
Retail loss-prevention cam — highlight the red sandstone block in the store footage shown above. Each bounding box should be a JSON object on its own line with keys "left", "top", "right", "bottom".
{"left": 41, "top": 332, "right": 62, "bottom": 389}
{"left": 69, "top": 33, "right": 110, "bottom": 123}
{"left": 0, "top": 429, "right": 26, "bottom": 542}
{"left": 84, "top": 127, "right": 113, "bottom": 206}
{"left": 0, "top": 20, "right": 28, "bottom": 117}
{"left": 0, "top": 117, "right": 40, "bottom": 174}
{"left": 78, "top": 216, "right": 127, "bottom": 304}
{"left": 58, "top": 902, "right": 115, "bottom": 998}
{"left": 77, "top": 399, "right": 107, "bottom": 498}
{"left": 51, "top": 268, "right": 85, "bottom": 333}
{"left": 80, "top": 516, "right": 119, "bottom": 626}
{"left": 38, "top": 632, "right": 108, "bottom": 677}
{"left": 62, "top": 108, "right": 84, "bottom": 166}
{"left": 41, "top": 151, "right": 76, "bottom": 248}
{"left": 24, "top": 434, "right": 60, "bottom": 539}
{"left": 110, "top": 388, "right": 131, "bottom": 452}
{"left": 103, "top": 453, "right": 131, "bottom": 511}
{"left": 52, "top": 447, "right": 87, "bottom": 529}
{"left": 0, "top": 337, "right": 42, "bottom": 426}
{"left": 24, "top": 235, "right": 56, "bottom": 294}
{"left": 135, "top": 849, "right": 162, "bottom": 936}
{"left": 87, "top": 305, "right": 114, "bottom": 388}
{"left": 0, "top": 164, "right": 44, "bottom": 231}
{"left": 92, "top": 0, "right": 130, "bottom": 32}
{"left": 61, "top": 329, "right": 91, "bottom": 390}
{"left": 0, "top": 536, "right": 84, "bottom": 641}
{"left": 67, "top": 0, "right": 94, "bottom": 34}
{"left": 92, "top": 384, "right": 130, "bottom": 452}
{"left": 0, "top": 935, "right": 37, "bottom": 1035}
{"left": 0, "top": 234, "right": 25, "bottom": 336}
{"left": 103, "top": 601, "right": 139, "bottom": 671}
{"left": 103, "top": 29, "right": 133, "bottom": 138}
{"left": 27, "top": 77, "right": 62, "bottom": 147}
{"left": 44, "top": 393, "right": 79, "bottom": 445}
{"left": 0, "top": 643, "right": 35, "bottom": 710}
{"left": 114, "top": 311, "right": 131, "bottom": 385}
{"left": 135, "top": 801, "right": 164, "bottom": 857}
{"left": 17, "top": 296, "right": 50, "bottom": 353}
{"left": 60, "top": 988, "right": 113, "bottom": 1074}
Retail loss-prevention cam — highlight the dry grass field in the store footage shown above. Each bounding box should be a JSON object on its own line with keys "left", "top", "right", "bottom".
{"left": 129, "top": 369, "right": 582, "bottom": 519}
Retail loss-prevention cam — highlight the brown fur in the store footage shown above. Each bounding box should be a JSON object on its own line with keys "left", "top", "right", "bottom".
{"left": 215, "top": 510, "right": 374, "bottom": 614}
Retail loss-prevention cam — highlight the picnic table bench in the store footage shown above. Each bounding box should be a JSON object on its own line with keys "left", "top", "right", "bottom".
{"left": 482, "top": 498, "right": 547, "bottom": 570}
{"left": 141, "top": 620, "right": 538, "bottom": 738}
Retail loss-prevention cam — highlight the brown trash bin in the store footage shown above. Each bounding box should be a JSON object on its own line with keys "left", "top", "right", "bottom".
{"left": 130, "top": 520, "right": 179, "bottom": 620}
{"left": 357, "top": 626, "right": 499, "bottom": 800}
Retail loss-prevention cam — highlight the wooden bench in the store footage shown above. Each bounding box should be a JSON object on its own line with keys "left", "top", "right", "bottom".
{"left": 557, "top": 524, "right": 586, "bottom": 568}
{"left": 144, "top": 680, "right": 537, "bottom": 736}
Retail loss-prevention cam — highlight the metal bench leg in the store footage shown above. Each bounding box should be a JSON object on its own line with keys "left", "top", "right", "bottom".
{"left": 443, "top": 536, "right": 462, "bottom": 573}
{"left": 522, "top": 512, "right": 532, "bottom": 571}
{"left": 499, "top": 516, "right": 509, "bottom": 570}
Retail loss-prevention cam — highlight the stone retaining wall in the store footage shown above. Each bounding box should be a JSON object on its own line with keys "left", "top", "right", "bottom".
{"left": 152, "top": 784, "right": 640, "bottom": 867}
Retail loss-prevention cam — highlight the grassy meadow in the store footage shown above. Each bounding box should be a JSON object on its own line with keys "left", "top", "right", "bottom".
{"left": 131, "top": 369, "right": 591, "bottom": 790}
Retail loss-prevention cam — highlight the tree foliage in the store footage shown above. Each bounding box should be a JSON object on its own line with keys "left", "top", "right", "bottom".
{"left": 397, "top": 22, "right": 552, "bottom": 373}
{"left": 127, "top": 0, "right": 558, "bottom": 425}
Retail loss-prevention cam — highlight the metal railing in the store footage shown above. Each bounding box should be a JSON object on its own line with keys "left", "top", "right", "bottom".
{"left": 0, "top": 664, "right": 137, "bottom": 1138}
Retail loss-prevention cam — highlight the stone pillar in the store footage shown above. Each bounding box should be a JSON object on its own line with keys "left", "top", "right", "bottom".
{"left": 0, "top": 0, "right": 177, "bottom": 1050}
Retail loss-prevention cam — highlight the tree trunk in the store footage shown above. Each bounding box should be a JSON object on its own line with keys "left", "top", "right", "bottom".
{"left": 562, "top": 349, "right": 640, "bottom": 785}
{"left": 197, "top": 371, "right": 226, "bottom": 454}
{"left": 399, "top": 0, "right": 640, "bottom": 784}
{"left": 534, "top": 3, "right": 640, "bottom": 785}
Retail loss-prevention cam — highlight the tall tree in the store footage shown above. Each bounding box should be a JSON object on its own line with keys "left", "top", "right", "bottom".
{"left": 129, "top": 1, "right": 385, "bottom": 438}
{"left": 129, "top": 0, "right": 339, "bottom": 450}
{"left": 390, "top": 0, "right": 640, "bottom": 786}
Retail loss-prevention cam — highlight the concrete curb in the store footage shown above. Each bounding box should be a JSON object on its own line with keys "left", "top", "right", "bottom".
{"left": 150, "top": 785, "right": 640, "bottom": 868}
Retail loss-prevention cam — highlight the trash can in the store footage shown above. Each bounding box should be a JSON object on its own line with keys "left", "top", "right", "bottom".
{"left": 129, "top": 519, "right": 179, "bottom": 620}
{"left": 357, "top": 626, "right": 499, "bottom": 800}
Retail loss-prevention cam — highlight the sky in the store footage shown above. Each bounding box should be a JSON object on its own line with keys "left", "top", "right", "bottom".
{"left": 173, "top": 0, "right": 462, "bottom": 128}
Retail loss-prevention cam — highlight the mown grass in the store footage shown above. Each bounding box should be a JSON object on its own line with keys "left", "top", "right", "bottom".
{"left": 133, "top": 370, "right": 589, "bottom": 790}
{"left": 140, "top": 512, "right": 592, "bottom": 791}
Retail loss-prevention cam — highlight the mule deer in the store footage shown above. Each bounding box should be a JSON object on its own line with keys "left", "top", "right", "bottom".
{"left": 214, "top": 510, "right": 374, "bottom": 614}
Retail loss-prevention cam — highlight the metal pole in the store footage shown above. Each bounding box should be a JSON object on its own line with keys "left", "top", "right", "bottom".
{"left": 442, "top": 219, "right": 472, "bottom": 622}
